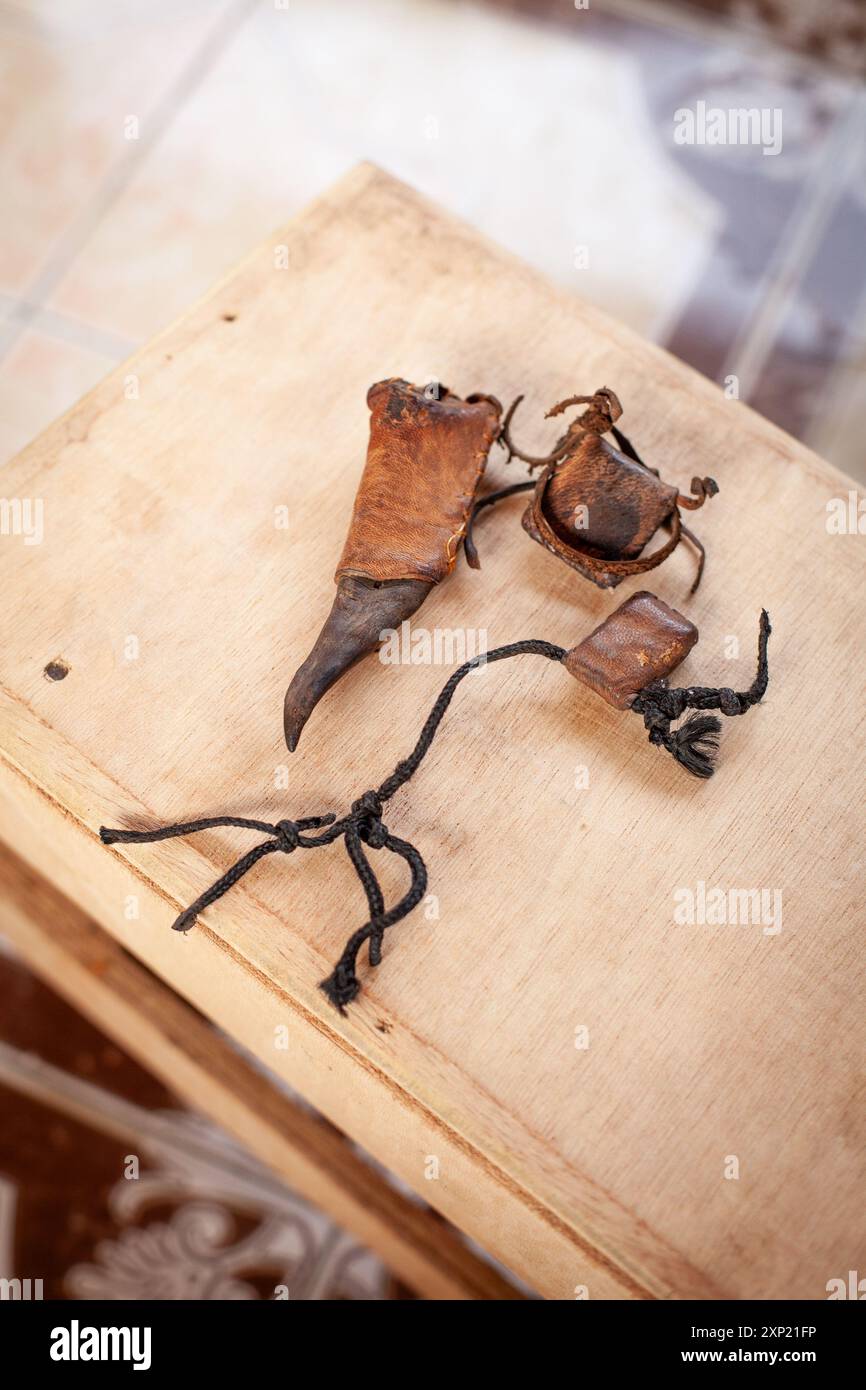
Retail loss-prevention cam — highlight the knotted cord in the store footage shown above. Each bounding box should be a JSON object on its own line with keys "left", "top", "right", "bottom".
{"left": 100, "top": 618, "right": 770, "bottom": 1010}
{"left": 630, "top": 610, "right": 771, "bottom": 778}
{"left": 100, "top": 641, "right": 566, "bottom": 1013}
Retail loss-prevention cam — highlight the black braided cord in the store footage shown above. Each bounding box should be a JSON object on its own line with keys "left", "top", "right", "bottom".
{"left": 100, "top": 641, "right": 566, "bottom": 1013}
{"left": 630, "top": 610, "right": 771, "bottom": 779}
{"left": 100, "top": 619, "right": 771, "bottom": 1011}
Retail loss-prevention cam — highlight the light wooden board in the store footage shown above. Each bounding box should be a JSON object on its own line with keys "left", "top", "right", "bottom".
{"left": 0, "top": 841, "right": 521, "bottom": 1300}
{"left": 1, "top": 163, "right": 864, "bottom": 1300}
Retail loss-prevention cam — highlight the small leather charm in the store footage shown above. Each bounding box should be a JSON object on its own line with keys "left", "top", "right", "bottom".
{"left": 563, "top": 591, "right": 698, "bottom": 709}
{"left": 469, "top": 387, "right": 718, "bottom": 591}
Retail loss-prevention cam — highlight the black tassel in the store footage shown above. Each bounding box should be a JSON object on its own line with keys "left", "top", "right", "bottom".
{"left": 631, "top": 610, "right": 771, "bottom": 778}
{"left": 668, "top": 714, "right": 721, "bottom": 778}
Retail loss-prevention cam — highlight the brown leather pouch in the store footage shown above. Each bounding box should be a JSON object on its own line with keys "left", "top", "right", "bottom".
{"left": 337, "top": 379, "right": 501, "bottom": 585}
{"left": 507, "top": 388, "right": 716, "bottom": 591}
{"left": 523, "top": 434, "right": 684, "bottom": 589}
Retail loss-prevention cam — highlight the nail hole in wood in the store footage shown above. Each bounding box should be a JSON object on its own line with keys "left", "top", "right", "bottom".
{"left": 44, "top": 659, "right": 69, "bottom": 681}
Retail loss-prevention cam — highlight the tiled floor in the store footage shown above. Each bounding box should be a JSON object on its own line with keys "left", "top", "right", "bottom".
{"left": 1, "top": 0, "right": 864, "bottom": 476}
{"left": 0, "top": 949, "right": 414, "bottom": 1299}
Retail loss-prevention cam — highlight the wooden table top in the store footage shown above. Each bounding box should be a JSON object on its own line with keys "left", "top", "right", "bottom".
{"left": 1, "top": 163, "right": 863, "bottom": 1300}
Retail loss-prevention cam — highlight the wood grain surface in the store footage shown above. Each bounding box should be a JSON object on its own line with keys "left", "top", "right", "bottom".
{"left": 1, "top": 163, "right": 863, "bottom": 1300}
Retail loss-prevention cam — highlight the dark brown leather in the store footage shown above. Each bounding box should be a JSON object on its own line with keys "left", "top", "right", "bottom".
{"left": 544, "top": 434, "right": 679, "bottom": 557}
{"left": 510, "top": 386, "right": 717, "bottom": 591}
{"left": 522, "top": 435, "right": 682, "bottom": 590}
{"left": 337, "top": 379, "right": 502, "bottom": 586}
{"left": 546, "top": 386, "right": 623, "bottom": 437}
{"left": 563, "top": 590, "right": 698, "bottom": 709}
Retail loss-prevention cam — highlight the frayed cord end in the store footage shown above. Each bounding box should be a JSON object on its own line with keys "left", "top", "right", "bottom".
{"left": 666, "top": 714, "right": 721, "bottom": 779}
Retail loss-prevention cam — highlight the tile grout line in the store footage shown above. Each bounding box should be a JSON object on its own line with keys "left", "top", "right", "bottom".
{"left": 0, "top": 0, "right": 261, "bottom": 367}
{"left": 0, "top": 297, "right": 138, "bottom": 363}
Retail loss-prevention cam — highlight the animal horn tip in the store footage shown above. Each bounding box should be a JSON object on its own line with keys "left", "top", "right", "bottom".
{"left": 282, "top": 697, "right": 308, "bottom": 753}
